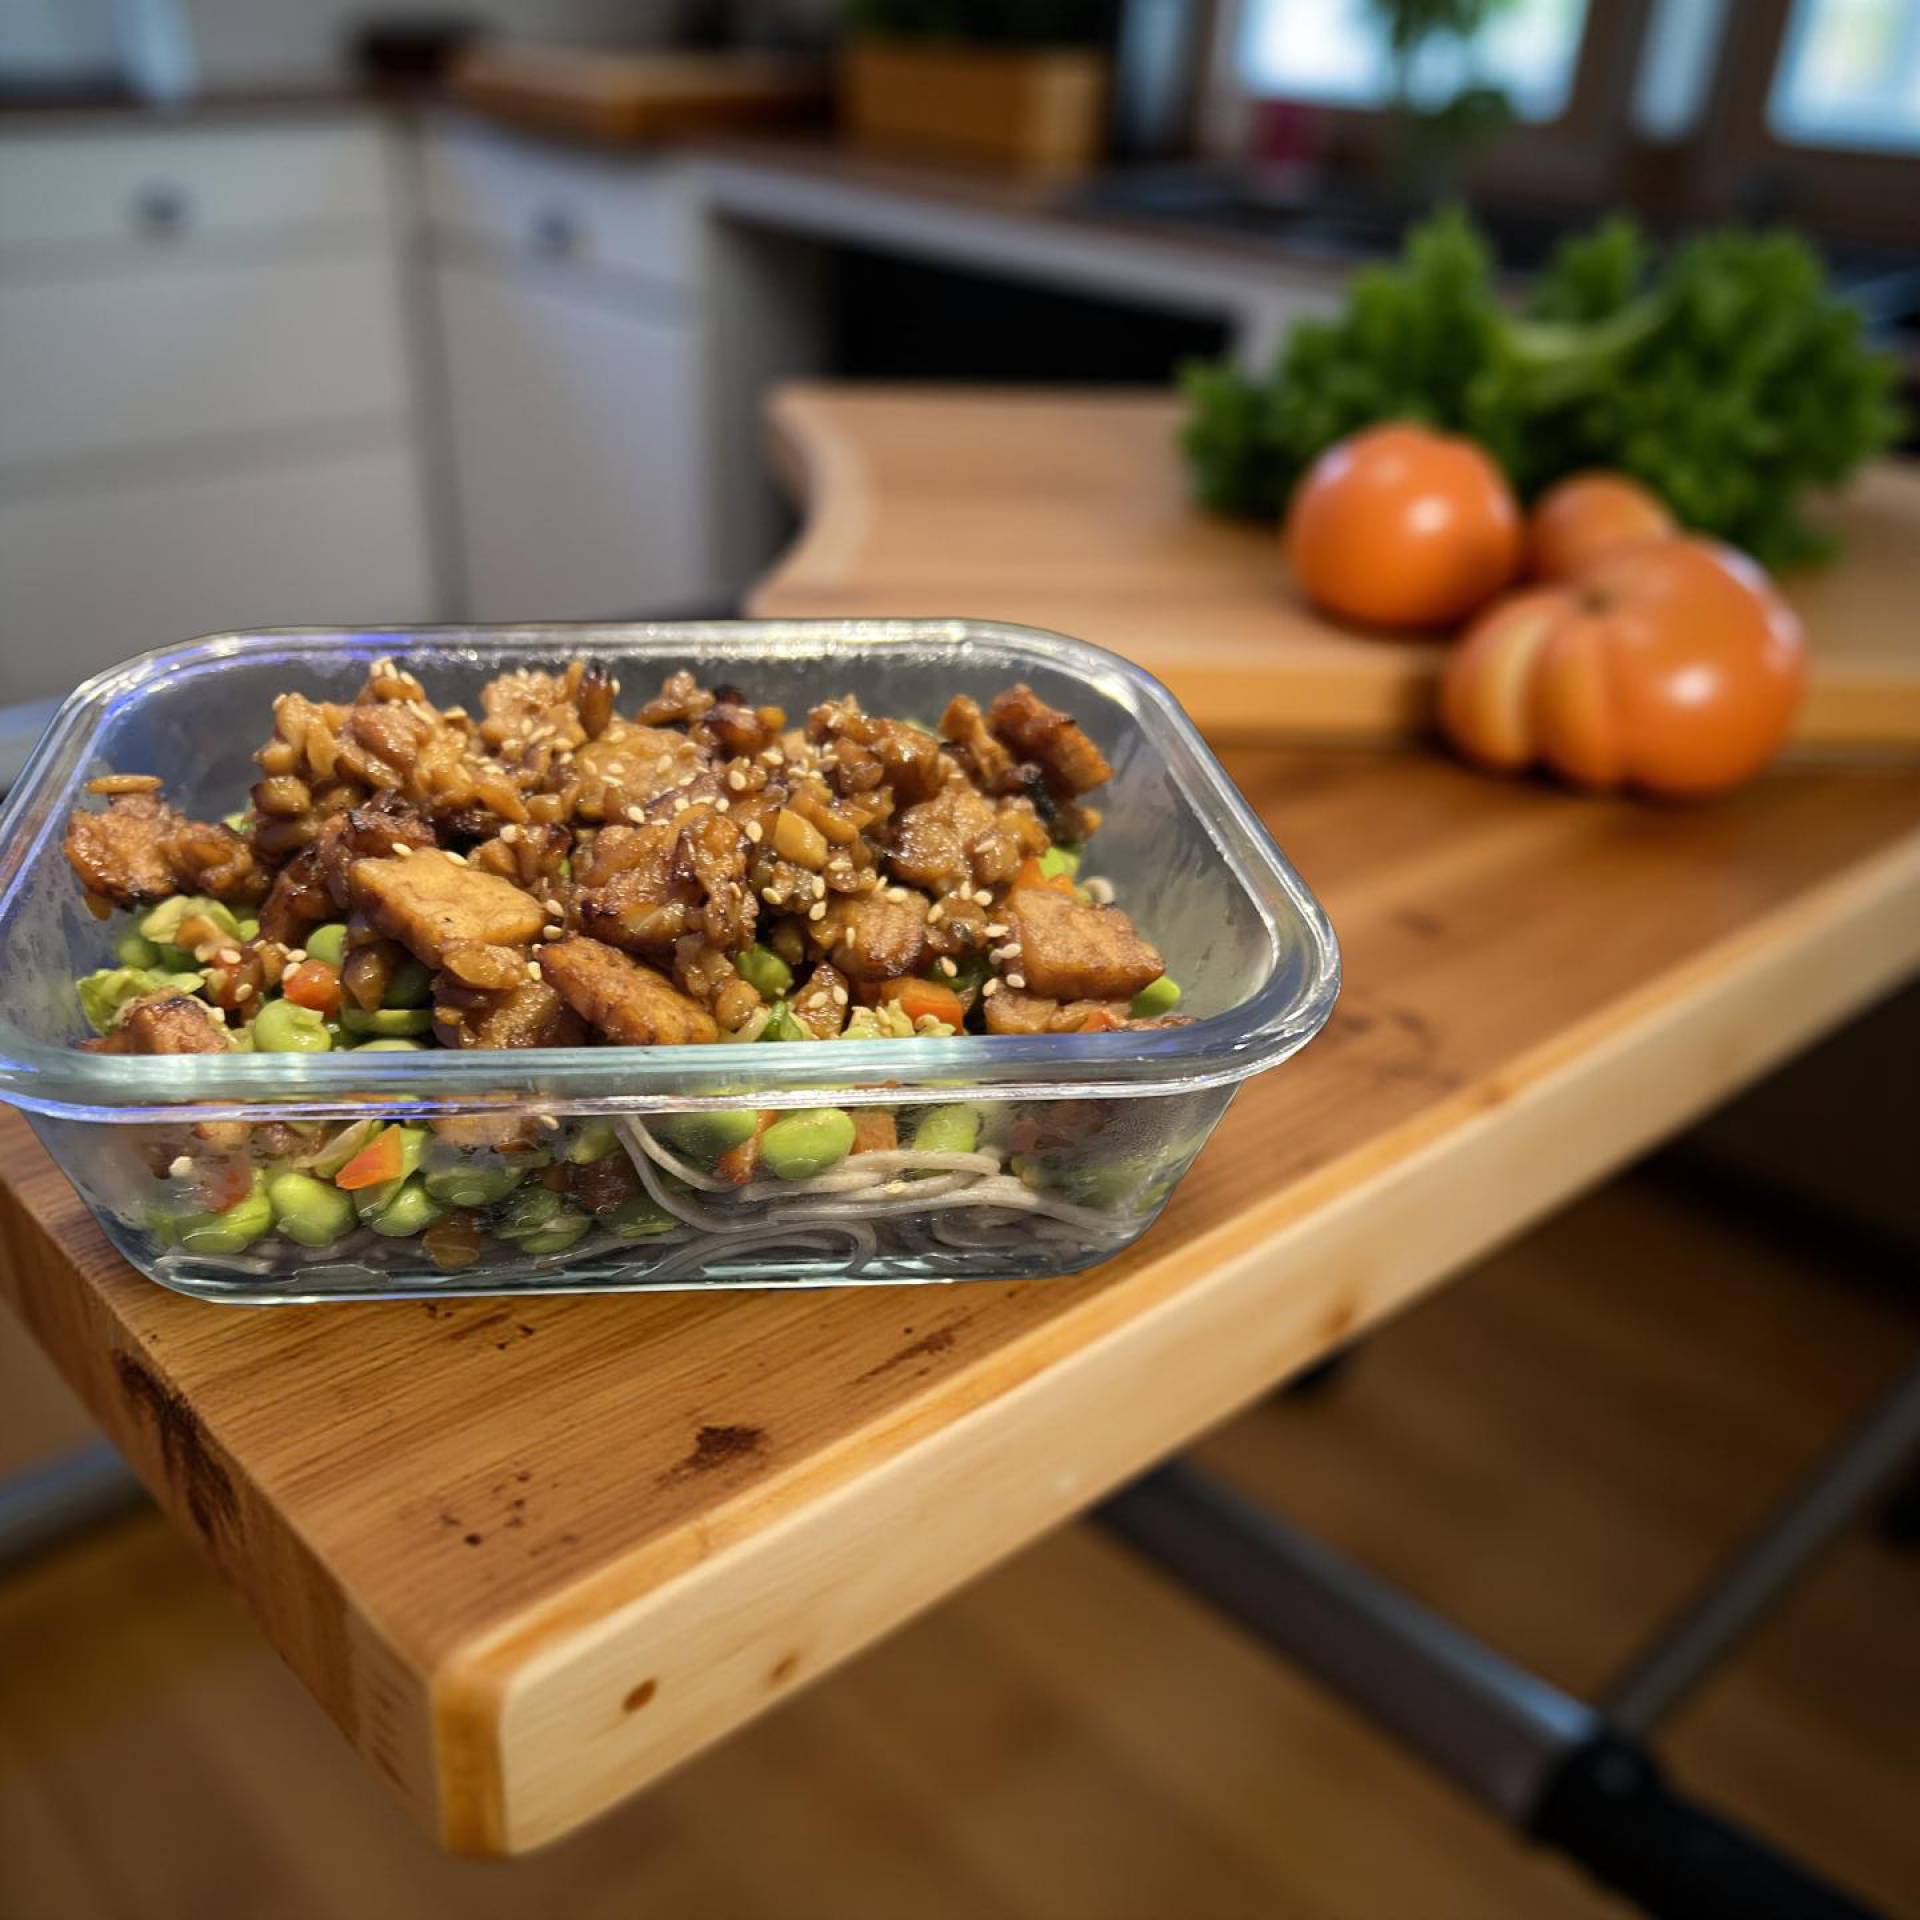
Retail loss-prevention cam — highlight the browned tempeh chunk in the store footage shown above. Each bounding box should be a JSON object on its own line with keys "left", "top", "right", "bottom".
{"left": 538, "top": 937, "right": 717, "bottom": 1046}
{"left": 987, "top": 683, "right": 1113, "bottom": 796}
{"left": 434, "top": 976, "right": 588, "bottom": 1050}
{"left": 983, "top": 987, "right": 1130, "bottom": 1035}
{"left": 809, "top": 890, "right": 928, "bottom": 981}
{"left": 1005, "top": 886, "right": 1162, "bottom": 1002}
{"left": 120, "top": 993, "right": 231, "bottom": 1054}
{"left": 790, "top": 959, "right": 850, "bottom": 1038}
{"left": 348, "top": 850, "right": 545, "bottom": 967}
{"left": 886, "top": 780, "right": 1004, "bottom": 895}
{"left": 258, "top": 847, "right": 334, "bottom": 945}
{"left": 65, "top": 791, "right": 178, "bottom": 904}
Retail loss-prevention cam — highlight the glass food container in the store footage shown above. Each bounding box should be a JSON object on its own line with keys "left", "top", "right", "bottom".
{"left": 0, "top": 621, "right": 1340, "bottom": 1304}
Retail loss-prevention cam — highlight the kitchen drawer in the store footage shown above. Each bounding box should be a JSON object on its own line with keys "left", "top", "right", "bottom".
{"left": 0, "top": 441, "right": 435, "bottom": 702}
{"left": 422, "top": 123, "right": 693, "bottom": 292}
{"left": 437, "top": 258, "right": 706, "bottom": 619}
{"left": 0, "top": 121, "right": 395, "bottom": 257}
{"left": 0, "top": 252, "right": 410, "bottom": 471}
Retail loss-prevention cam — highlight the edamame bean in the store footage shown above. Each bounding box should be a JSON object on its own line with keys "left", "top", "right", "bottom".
{"left": 384, "top": 957, "right": 433, "bottom": 1009}
{"left": 353, "top": 1037, "right": 425, "bottom": 1051}
{"left": 251, "top": 997, "right": 334, "bottom": 1053}
{"left": 305, "top": 922, "right": 349, "bottom": 968}
{"left": 760, "top": 1108, "right": 855, "bottom": 1181}
{"left": 167, "top": 1174, "right": 274, "bottom": 1255}
{"left": 1130, "top": 975, "right": 1181, "bottom": 1018}
{"left": 340, "top": 1006, "right": 433, "bottom": 1037}
{"left": 736, "top": 943, "right": 792, "bottom": 1000}
{"left": 567, "top": 1118, "right": 619, "bottom": 1164}
{"left": 497, "top": 1185, "right": 567, "bottom": 1238}
{"left": 267, "top": 1171, "right": 356, "bottom": 1247}
{"left": 604, "top": 1193, "right": 678, "bottom": 1240}
{"left": 912, "top": 1104, "right": 980, "bottom": 1156}
{"left": 1039, "top": 845, "right": 1081, "bottom": 880}
{"left": 514, "top": 1205, "right": 592, "bottom": 1256}
{"left": 660, "top": 1108, "right": 761, "bottom": 1163}
{"left": 114, "top": 930, "right": 160, "bottom": 968}
{"left": 423, "top": 1160, "right": 524, "bottom": 1207}
{"left": 234, "top": 915, "right": 260, "bottom": 941}
{"left": 138, "top": 894, "right": 239, "bottom": 944}
{"left": 362, "top": 1177, "right": 448, "bottom": 1239}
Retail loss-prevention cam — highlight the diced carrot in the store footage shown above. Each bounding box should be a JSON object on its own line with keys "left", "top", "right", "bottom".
{"left": 334, "top": 1124, "right": 411, "bottom": 1191}
{"left": 1011, "top": 857, "right": 1076, "bottom": 896}
{"left": 850, "top": 1110, "right": 898, "bottom": 1155}
{"left": 1075, "top": 1007, "right": 1128, "bottom": 1033}
{"left": 878, "top": 978, "right": 968, "bottom": 1028}
{"left": 281, "top": 960, "right": 343, "bottom": 1016}
{"left": 715, "top": 1112, "right": 775, "bottom": 1186}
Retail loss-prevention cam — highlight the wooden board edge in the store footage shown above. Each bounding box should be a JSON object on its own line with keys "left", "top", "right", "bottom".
{"left": 0, "top": 1214, "right": 445, "bottom": 1839}
{"left": 422, "top": 828, "right": 1920, "bottom": 1853}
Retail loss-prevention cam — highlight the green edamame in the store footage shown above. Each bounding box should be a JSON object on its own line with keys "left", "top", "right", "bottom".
{"left": 114, "top": 930, "right": 160, "bottom": 968}
{"left": 361, "top": 1176, "right": 448, "bottom": 1239}
{"left": 422, "top": 1159, "right": 524, "bottom": 1208}
{"left": 165, "top": 1173, "right": 274, "bottom": 1255}
{"left": 760, "top": 1108, "right": 855, "bottom": 1181}
{"left": 251, "top": 997, "right": 334, "bottom": 1053}
{"left": 304, "top": 922, "right": 349, "bottom": 968}
{"left": 567, "top": 1118, "right": 620, "bottom": 1164}
{"left": 736, "top": 943, "right": 793, "bottom": 1000}
{"left": 759, "top": 1002, "right": 809, "bottom": 1043}
{"left": 353, "top": 1037, "right": 425, "bottom": 1051}
{"left": 1130, "top": 975, "right": 1181, "bottom": 1018}
{"left": 497, "top": 1185, "right": 567, "bottom": 1238}
{"left": 137, "top": 894, "right": 239, "bottom": 944}
{"left": 383, "top": 957, "right": 433, "bottom": 1009}
{"left": 340, "top": 1006, "right": 434, "bottom": 1037}
{"left": 234, "top": 915, "right": 260, "bottom": 941}
{"left": 514, "top": 1206, "right": 592, "bottom": 1256}
{"left": 604, "top": 1193, "right": 678, "bottom": 1241}
{"left": 912, "top": 1104, "right": 980, "bottom": 1156}
{"left": 267, "top": 1171, "right": 356, "bottom": 1247}
{"left": 660, "top": 1108, "right": 761, "bottom": 1163}
{"left": 1039, "top": 845, "right": 1081, "bottom": 880}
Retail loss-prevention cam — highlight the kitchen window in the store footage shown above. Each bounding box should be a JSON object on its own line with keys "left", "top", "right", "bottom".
{"left": 1768, "top": 0, "right": 1920, "bottom": 150}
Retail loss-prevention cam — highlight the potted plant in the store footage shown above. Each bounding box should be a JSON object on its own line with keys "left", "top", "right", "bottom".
{"left": 840, "top": 0, "right": 1117, "bottom": 177}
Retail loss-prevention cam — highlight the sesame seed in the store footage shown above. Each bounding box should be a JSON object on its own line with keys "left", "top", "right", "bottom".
{"left": 543, "top": 924, "right": 563, "bottom": 940}
{"left": 830, "top": 985, "right": 849, "bottom": 1006}
{"left": 168, "top": 1154, "right": 192, "bottom": 1179}
{"left": 233, "top": 982, "right": 253, "bottom": 1003}
{"left": 885, "top": 886, "right": 908, "bottom": 902}
{"left": 624, "top": 805, "right": 645, "bottom": 824}
{"left": 217, "top": 947, "right": 242, "bottom": 966}
{"left": 542, "top": 898, "right": 563, "bottom": 916}
{"left": 982, "top": 978, "right": 1002, "bottom": 997}
{"left": 500, "top": 823, "right": 521, "bottom": 842}
{"left": 715, "top": 799, "right": 731, "bottom": 814}
{"left": 526, "top": 961, "right": 543, "bottom": 982}
{"left": 656, "top": 753, "right": 674, "bottom": 773}
{"left": 1006, "top": 973, "right": 1026, "bottom": 989}
{"left": 537, "top": 1113, "right": 560, "bottom": 1130}
{"left": 673, "top": 798, "right": 690, "bottom": 815}
{"left": 762, "top": 748, "right": 785, "bottom": 766}
{"left": 745, "top": 821, "right": 764, "bottom": 843}
{"left": 808, "top": 903, "right": 827, "bottom": 922}
{"left": 283, "top": 948, "right": 306, "bottom": 965}
{"left": 938, "top": 957, "right": 958, "bottom": 977}
{"left": 727, "top": 769, "right": 747, "bottom": 791}
{"left": 444, "top": 850, "right": 467, "bottom": 865}
{"left": 1085, "top": 877, "right": 1115, "bottom": 904}
{"left": 973, "top": 889, "right": 993, "bottom": 906}
{"left": 393, "top": 843, "right": 413, "bottom": 858}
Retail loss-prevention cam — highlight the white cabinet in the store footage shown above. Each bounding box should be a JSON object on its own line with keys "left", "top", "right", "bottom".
{"left": 0, "top": 115, "right": 437, "bottom": 701}
{"left": 435, "top": 256, "right": 706, "bottom": 621}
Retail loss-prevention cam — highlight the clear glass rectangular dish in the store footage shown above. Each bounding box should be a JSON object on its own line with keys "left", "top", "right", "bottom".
{"left": 0, "top": 621, "right": 1339, "bottom": 1304}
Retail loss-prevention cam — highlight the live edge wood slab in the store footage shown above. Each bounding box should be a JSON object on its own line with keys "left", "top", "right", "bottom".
{"left": 4, "top": 397, "right": 1920, "bottom": 1856}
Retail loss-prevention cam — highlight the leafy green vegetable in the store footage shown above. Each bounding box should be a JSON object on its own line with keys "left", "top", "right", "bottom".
{"left": 1181, "top": 209, "right": 1904, "bottom": 569}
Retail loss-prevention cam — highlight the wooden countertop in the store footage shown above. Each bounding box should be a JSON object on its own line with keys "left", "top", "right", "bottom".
{"left": 4, "top": 391, "right": 1919, "bottom": 1857}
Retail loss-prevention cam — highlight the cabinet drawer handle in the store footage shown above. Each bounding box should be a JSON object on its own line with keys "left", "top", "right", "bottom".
{"left": 530, "top": 206, "right": 582, "bottom": 258}
{"left": 131, "top": 182, "right": 190, "bottom": 238}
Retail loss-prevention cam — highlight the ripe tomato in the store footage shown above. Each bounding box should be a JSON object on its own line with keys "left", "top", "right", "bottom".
{"left": 1440, "top": 536, "right": 1805, "bottom": 798}
{"left": 281, "top": 959, "right": 343, "bottom": 1016}
{"left": 1527, "top": 471, "right": 1675, "bottom": 582}
{"left": 1285, "top": 423, "right": 1521, "bottom": 629}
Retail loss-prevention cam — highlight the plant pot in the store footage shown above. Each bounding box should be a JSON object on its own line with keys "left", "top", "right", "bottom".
{"left": 839, "top": 38, "right": 1110, "bottom": 178}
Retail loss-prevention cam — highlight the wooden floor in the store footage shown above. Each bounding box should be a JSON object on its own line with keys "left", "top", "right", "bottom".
{"left": 3, "top": 1169, "right": 1916, "bottom": 1920}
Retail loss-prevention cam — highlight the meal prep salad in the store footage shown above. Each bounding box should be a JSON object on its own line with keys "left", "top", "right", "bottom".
{"left": 62, "top": 657, "right": 1191, "bottom": 1280}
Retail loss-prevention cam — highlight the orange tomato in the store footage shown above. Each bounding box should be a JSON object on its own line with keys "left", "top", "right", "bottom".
{"left": 877, "top": 977, "right": 969, "bottom": 1028}
{"left": 1526, "top": 471, "right": 1675, "bottom": 582}
{"left": 281, "top": 959, "right": 343, "bottom": 1016}
{"left": 1285, "top": 423, "right": 1522, "bottom": 630}
{"left": 1439, "top": 536, "right": 1806, "bottom": 798}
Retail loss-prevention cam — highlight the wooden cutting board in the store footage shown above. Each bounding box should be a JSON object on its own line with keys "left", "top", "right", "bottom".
{"left": 753, "top": 385, "right": 1920, "bottom": 752}
{"left": 446, "top": 45, "right": 828, "bottom": 145}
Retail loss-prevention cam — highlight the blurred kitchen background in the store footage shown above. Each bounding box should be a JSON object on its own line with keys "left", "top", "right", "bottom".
{"left": 1, "top": 0, "right": 1917, "bottom": 707}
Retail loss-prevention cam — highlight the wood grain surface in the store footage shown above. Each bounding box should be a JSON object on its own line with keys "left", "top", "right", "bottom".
{"left": 751, "top": 385, "right": 1920, "bottom": 752}
{"left": 2, "top": 745, "right": 1917, "bottom": 1852}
